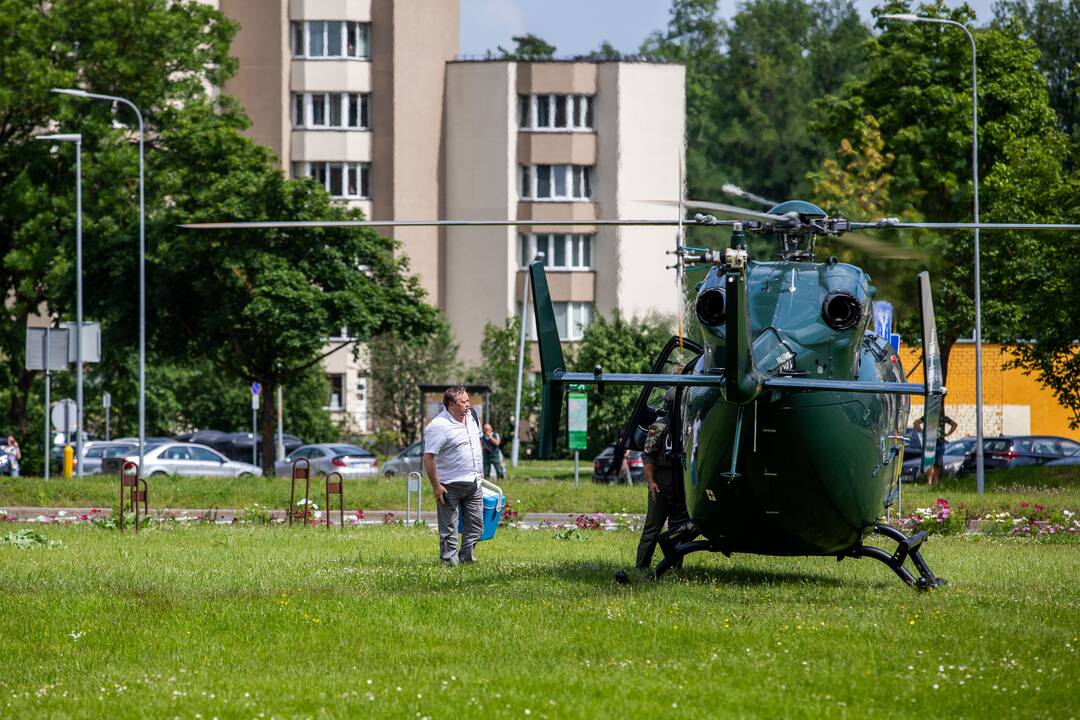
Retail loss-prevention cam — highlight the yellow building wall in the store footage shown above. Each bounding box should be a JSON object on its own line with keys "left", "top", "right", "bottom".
{"left": 899, "top": 341, "right": 1080, "bottom": 441}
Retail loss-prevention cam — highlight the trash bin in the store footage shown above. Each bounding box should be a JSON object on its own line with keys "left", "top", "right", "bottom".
{"left": 459, "top": 479, "right": 505, "bottom": 541}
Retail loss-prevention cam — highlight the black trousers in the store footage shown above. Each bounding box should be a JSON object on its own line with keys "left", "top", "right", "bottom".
{"left": 635, "top": 468, "right": 690, "bottom": 569}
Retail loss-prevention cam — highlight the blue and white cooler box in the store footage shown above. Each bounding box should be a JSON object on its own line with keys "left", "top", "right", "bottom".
{"left": 458, "top": 479, "right": 505, "bottom": 541}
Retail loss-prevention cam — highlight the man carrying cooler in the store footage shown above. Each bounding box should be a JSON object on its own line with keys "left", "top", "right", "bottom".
{"left": 423, "top": 385, "right": 485, "bottom": 565}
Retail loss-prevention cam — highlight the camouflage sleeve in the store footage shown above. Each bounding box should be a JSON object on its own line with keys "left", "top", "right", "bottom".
{"left": 642, "top": 421, "right": 667, "bottom": 463}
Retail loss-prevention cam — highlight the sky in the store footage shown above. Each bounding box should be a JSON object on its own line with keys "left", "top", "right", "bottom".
{"left": 460, "top": 0, "right": 999, "bottom": 58}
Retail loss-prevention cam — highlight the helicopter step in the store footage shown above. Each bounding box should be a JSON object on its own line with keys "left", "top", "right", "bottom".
{"left": 846, "top": 524, "right": 946, "bottom": 591}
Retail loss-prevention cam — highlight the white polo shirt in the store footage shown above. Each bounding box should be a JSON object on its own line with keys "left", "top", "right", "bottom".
{"left": 423, "top": 408, "right": 483, "bottom": 484}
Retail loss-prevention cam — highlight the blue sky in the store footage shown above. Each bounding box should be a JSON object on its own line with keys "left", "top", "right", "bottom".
{"left": 459, "top": 0, "right": 999, "bottom": 58}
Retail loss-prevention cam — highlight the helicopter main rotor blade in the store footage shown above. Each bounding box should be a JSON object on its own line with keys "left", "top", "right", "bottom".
{"left": 853, "top": 220, "right": 1080, "bottom": 231}
{"left": 679, "top": 199, "right": 788, "bottom": 222}
{"left": 179, "top": 218, "right": 731, "bottom": 230}
{"left": 824, "top": 230, "right": 928, "bottom": 260}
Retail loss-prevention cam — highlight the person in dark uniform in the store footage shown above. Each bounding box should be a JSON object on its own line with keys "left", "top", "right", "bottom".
{"left": 634, "top": 390, "right": 691, "bottom": 572}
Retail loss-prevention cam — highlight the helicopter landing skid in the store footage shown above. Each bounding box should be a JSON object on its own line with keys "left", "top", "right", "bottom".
{"left": 849, "top": 524, "right": 946, "bottom": 591}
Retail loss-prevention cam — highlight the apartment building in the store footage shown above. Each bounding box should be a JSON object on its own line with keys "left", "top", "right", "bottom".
{"left": 443, "top": 60, "right": 685, "bottom": 362}
{"left": 216, "top": 0, "right": 685, "bottom": 429}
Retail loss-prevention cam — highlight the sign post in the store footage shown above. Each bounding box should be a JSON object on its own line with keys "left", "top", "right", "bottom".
{"left": 567, "top": 385, "right": 588, "bottom": 487}
{"left": 251, "top": 382, "right": 261, "bottom": 468}
{"left": 102, "top": 391, "right": 111, "bottom": 441}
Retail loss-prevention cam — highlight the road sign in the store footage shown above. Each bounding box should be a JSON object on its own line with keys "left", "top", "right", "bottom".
{"left": 251, "top": 382, "right": 261, "bottom": 395}
{"left": 50, "top": 399, "right": 78, "bottom": 434}
{"left": 25, "top": 327, "right": 70, "bottom": 371}
{"left": 252, "top": 393, "right": 260, "bottom": 410}
{"left": 102, "top": 391, "right": 111, "bottom": 409}
{"left": 567, "top": 386, "right": 588, "bottom": 450}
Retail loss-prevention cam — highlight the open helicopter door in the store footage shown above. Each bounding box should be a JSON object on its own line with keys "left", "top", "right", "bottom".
{"left": 917, "top": 271, "right": 946, "bottom": 471}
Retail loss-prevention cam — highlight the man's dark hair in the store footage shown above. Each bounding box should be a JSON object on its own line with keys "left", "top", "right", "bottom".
{"left": 443, "top": 385, "right": 468, "bottom": 408}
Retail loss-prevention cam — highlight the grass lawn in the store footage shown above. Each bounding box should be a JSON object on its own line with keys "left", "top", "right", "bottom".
{"left": 2, "top": 464, "right": 1078, "bottom": 522}
{"left": 0, "top": 523, "right": 1077, "bottom": 718}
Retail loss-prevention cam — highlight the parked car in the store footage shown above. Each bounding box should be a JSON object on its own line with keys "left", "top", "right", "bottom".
{"left": 899, "top": 437, "right": 975, "bottom": 483}
{"left": 274, "top": 443, "right": 378, "bottom": 478}
{"left": 80, "top": 441, "right": 138, "bottom": 475}
{"left": 122, "top": 442, "right": 263, "bottom": 477}
{"left": 959, "top": 435, "right": 1080, "bottom": 474}
{"left": 592, "top": 444, "right": 645, "bottom": 484}
{"left": 382, "top": 441, "right": 424, "bottom": 477}
{"left": 1045, "top": 446, "right": 1080, "bottom": 466}
{"left": 100, "top": 438, "right": 171, "bottom": 475}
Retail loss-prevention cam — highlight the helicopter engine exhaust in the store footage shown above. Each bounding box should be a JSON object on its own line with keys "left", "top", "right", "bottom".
{"left": 695, "top": 288, "right": 726, "bottom": 326}
{"left": 821, "top": 291, "right": 862, "bottom": 331}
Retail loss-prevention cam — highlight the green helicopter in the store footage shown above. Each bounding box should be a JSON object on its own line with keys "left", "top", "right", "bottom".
{"left": 529, "top": 200, "right": 948, "bottom": 589}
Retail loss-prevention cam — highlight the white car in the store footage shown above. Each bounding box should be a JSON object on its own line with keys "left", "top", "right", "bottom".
{"left": 123, "top": 442, "right": 263, "bottom": 477}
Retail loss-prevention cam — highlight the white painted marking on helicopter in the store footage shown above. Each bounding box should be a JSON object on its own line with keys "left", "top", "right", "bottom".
{"left": 764, "top": 472, "right": 778, "bottom": 477}
{"left": 705, "top": 489, "right": 717, "bottom": 501}
{"left": 788, "top": 268, "right": 797, "bottom": 293}
{"left": 765, "top": 510, "right": 780, "bottom": 515}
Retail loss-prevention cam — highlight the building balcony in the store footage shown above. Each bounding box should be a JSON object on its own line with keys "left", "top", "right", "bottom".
{"left": 291, "top": 129, "right": 372, "bottom": 162}
{"left": 291, "top": 59, "right": 372, "bottom": 92}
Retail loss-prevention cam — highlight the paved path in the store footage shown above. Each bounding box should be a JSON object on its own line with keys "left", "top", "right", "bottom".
{"left": 0, "top": 506, "right": 638, "bottom": 529}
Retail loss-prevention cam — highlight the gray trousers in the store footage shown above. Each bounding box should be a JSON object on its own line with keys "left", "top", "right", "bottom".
{"left": 436, "top": 479, "right": 484, "bottom": 565}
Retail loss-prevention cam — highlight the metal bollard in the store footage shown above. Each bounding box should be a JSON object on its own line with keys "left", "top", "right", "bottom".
{"left": 119, "top": 461, "right": 144, "bottom": 533}
{"left": 405, "top": 471, "right": 423, "bottom": 526}
{"left": 325, "top": 471, "right": 344, "bottom": 529}
{"left": 288, "top": 457, "right": 312, "bottom": 526}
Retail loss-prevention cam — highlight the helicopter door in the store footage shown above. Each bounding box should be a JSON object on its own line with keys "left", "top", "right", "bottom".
{"left": 610, "top": 336, "right": 703, "bottom": 480}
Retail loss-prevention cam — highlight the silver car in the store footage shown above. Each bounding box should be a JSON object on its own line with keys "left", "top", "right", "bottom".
{"left": 80, "top": 441, "right": 138, "bottom": 475}
{"left": 274, "top": 443, "right": 378, "bottom": 478}
{"left": 381, "top": 441, "right": 424, "bottom": 477}
{"left": 124, "top": 442, "right": 263, "bottom": 477}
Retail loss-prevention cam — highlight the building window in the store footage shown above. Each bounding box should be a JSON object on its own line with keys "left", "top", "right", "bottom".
{"left": 519, "top": 234, "right": 592, "bottom": 269}
{"left": 291, "top": 20, "right": 370, "bottom": 59}
{"left": 328, "top": 373, "right": 345, "bottom": 409}
{"left": 292, "top": 93, "right": 370, "bottom": 130}
{"left": 518, "top": 94, "right": 593, "bottom": 131}
{"left": 292, "top": 162, "right": 371, "bottom": 200}
{"left": 518, "top": 301, "right": 593, "bottom": 341}
{"left": 519, "top": 165, "right": 592, "bottom": 200}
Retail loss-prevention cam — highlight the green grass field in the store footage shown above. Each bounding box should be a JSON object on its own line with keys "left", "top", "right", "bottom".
{"left": 2, "top": 464, "right": 1079, "bottom": 521}
{"left": 1, "top": 523, "right": 1078, "bottom": 718}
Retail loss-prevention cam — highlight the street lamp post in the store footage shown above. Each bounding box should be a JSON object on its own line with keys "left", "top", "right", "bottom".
{"left": 52, "top": 88, "right": 147, "bottom": 473}
{"left": 36, "top": 133, "right": 84, "bottom": 479}
{"left": 511, "top": 252, "right": 546, "bottom": 468}
{"left": 881, "top": 14, "right": 985, "bottom": 493}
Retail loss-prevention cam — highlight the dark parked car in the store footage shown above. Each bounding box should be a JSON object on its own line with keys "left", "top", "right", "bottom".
{"left": 592, "top": 444, "right": 645, "bottom": 484}
{"left": 899, "top": 437, "right": 975, "bottom": 483}
{"left": 960, "top": 435, "right": 1080, "bottom": 473}
{"left": 1046, "top": 446, "right": 1080, "bottom": 466}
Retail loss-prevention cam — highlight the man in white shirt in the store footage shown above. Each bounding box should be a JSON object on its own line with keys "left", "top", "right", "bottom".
{"left": 423, "top": 385, "right": 485, "bottom": 565}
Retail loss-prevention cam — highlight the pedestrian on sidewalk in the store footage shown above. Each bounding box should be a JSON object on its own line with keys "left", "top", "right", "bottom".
{"left": 423, "top": 386, "right": 485, "bottom": 566}
{"left": 4, "top": 435, "right": 21, "bottom": 477}
{"left": 481, "top": 423, "right": 505, "bottom": 480}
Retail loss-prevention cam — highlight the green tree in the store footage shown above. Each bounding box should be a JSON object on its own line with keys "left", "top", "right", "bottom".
{"left": 642, "top": 0, "right": 870, "bottom": 202}
{"left": 812, "top": 1, "right": 1060, "bottom": 379}
{"left": 0, "top": 0, "right": 237, "bottom": 460}
{"left": 992, "top": 0, "right": 1080, "bottom": 145}
{"left": 569, "top": 313, "right": 674, "bottom": 456}
{"left": 368, "top": 314, "right": 462, "bottom": 445}
{"left": 497, "top": 34, "right": 556, "bottom": 60}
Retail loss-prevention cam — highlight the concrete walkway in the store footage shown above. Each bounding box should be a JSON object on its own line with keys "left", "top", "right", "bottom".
{"left": 0, "top": 506, "right": 638, "bottom": 529}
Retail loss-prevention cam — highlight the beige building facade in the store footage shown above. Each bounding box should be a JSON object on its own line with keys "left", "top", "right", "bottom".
{"left": 217, "top": 0, "right": 686, "bottom": 427}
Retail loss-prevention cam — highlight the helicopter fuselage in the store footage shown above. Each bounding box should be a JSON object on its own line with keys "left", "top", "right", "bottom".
{"left": 683, "top": 259, "right": 908, "bottom": 555}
